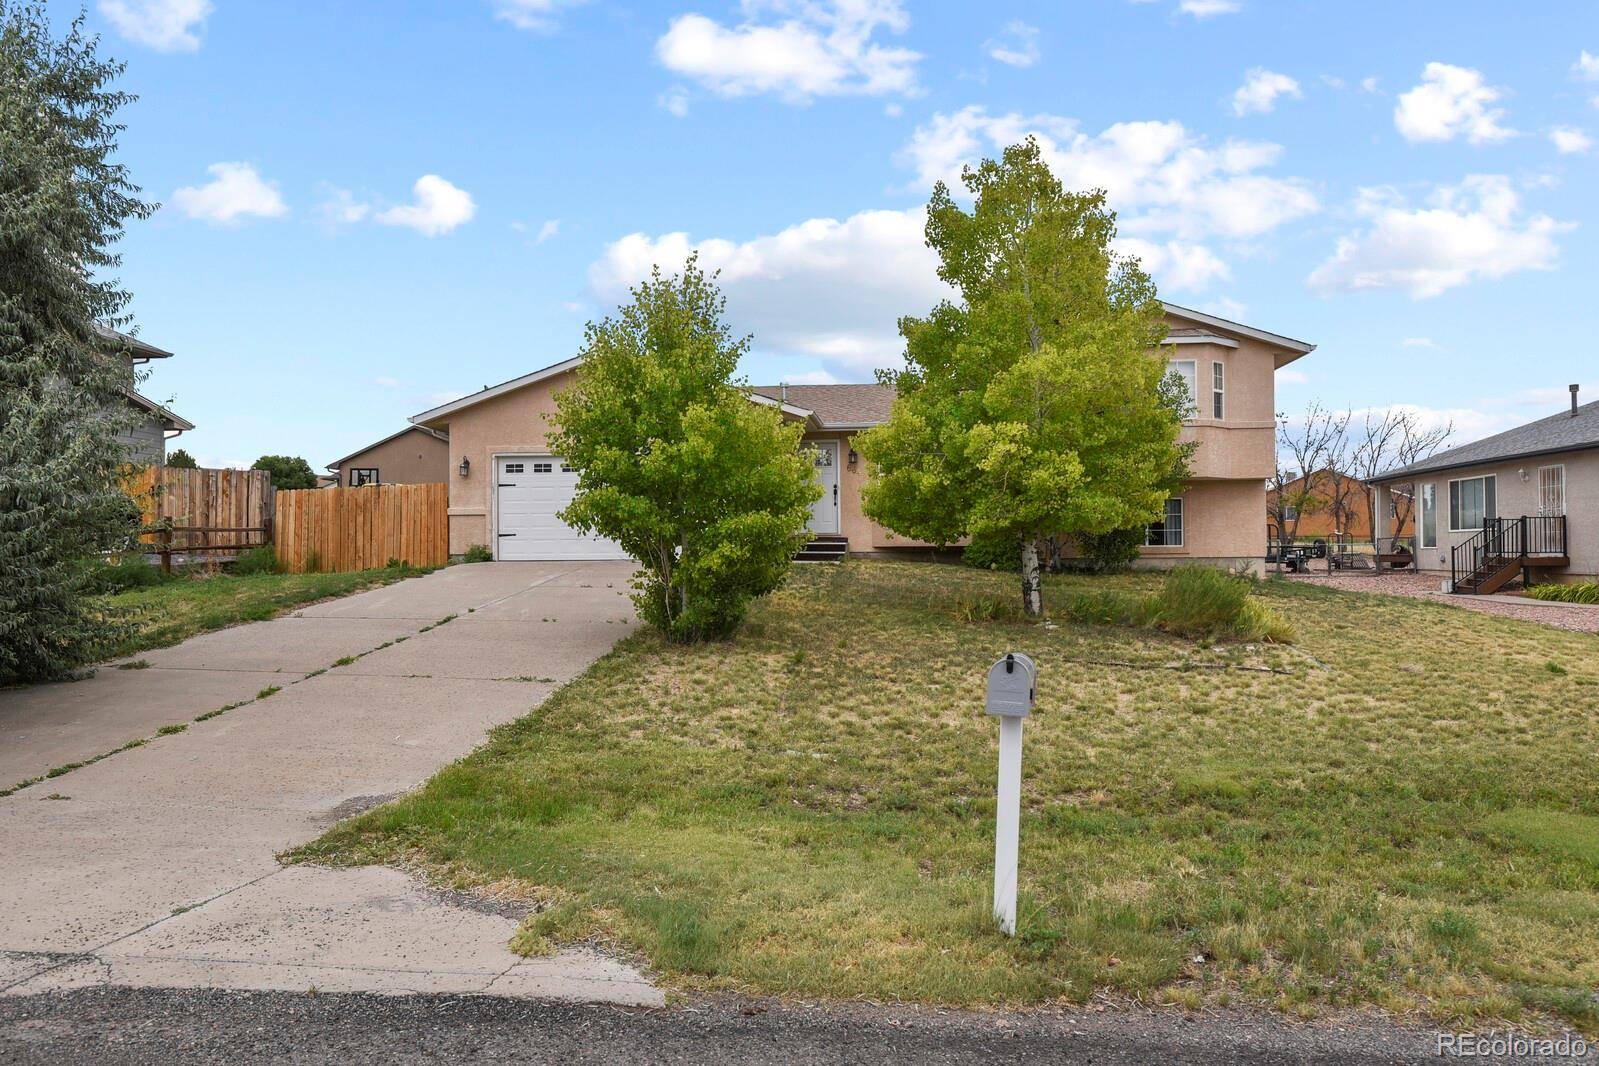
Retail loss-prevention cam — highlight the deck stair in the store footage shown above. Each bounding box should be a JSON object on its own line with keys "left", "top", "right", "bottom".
{"left": 1451, "top": 516, "right": 1569, "bottom": 594}
{"left": 796, "top": 534, "right": 849, "bottom": 562}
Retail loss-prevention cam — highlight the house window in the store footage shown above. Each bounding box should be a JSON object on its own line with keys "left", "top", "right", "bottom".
{"left": 1166, "top": 359, "right": 1198, "bottom": 418}
{"left": 1448, "top": 475, "right": 1496, "bottom": 531}
{"left": 1419, "top": 483, "right": 1437, "bottom": 548}
{"left": 1211, "top": 361, "right": 1225, "bottom": 420}
{"left": 349, "top": 468, "right": 378, "bottom": 487}
{"left": 504, "top": 462, "right": 524, "bottom": 474}
{"left": 532, "top": 462, "right": 553, "bottom": 473}
{"left": 1144, "top": 497, "right": 1184, "bottom": 547}
{"left": 561, "top": 463, "right": 575, "bottom": 473}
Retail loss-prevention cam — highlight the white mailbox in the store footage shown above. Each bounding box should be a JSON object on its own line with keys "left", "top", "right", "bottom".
{"left": 985, "top": 652, "right": 1036, "bottom": 718}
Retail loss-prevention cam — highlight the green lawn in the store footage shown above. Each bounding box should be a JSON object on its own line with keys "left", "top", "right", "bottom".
{"left": 295, "top": 561, "right": 1599, "bottom": 1030}
{"left": 104, "top": 567, "right": 425, "bottom": 658}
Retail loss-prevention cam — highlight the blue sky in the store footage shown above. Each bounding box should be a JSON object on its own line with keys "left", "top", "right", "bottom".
{"left": 75, "top": 0, "right": 1599, "bottom": 470}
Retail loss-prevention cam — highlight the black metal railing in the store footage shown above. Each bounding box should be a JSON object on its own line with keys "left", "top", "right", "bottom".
{"left": 1449, "top": 515, "right": 1568, "bottom": 592}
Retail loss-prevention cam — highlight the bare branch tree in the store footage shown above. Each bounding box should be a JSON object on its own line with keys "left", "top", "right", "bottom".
{"left": 1349, "top": 408, "right": 1453, "bottom": 535}
{"left": 1276, "top": 402, "right": 1352, "bottom": 552}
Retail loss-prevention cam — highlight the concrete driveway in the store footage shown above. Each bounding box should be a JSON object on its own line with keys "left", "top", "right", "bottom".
{"left": 0, "top": 562, "right": 659, "bottom": 1006}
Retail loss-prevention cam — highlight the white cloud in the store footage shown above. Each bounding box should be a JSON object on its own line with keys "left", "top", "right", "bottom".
{"left": 171, "top": 163, "right": 288, "bottom": 224}
{"left": 1308, "top": 175, "right": 1572, "bottom": 298}
{"left": 1275, "top": 367, "right": 1309, "bottom": 386}
{"left": 316, "top": 186, "right": 371, "bottom": 226}
{"left": 1179, "top": 0, "right": 1240, "bottom": 17}
{"left": 899, "top": 106, "right": 1318, "bottom": 246}
{"left": 536, "top": 219, "right": 561, "bottom": 243}
{"left": 99, "top": 0, "right": 212, "bottom": 51}
{"left": 655, "top": 1, "right": 921, "bottom": 103}
{"left": 1574, "top": 50, "right": 1599, "bottom": 81}
{"left": 659, "top": 86, "right": 691, "bottom": 117}
{"left": 1401, "top": 337, "right": 1440, "bottom": 349}
{"left": 985, "top": 21, "right": 1040, "bottom": 69}
{"left": 1393, "top": 62, "right": 1514, "bottom": 144}
{"left": 1117, "top": 238, "right": 1232, "bottom": 291}
{"left": 374, "top": 376, "right": 402, "bottom": 389}
{"left": 375, "top": 175, "right": 476, "bottom": 237}
{"left": 589, "top": 207, "right": 947, "bottom": 376}
{"left": 1549, "top": 126, "right": 1592, "bottom": 154}
{"left": 1353, "top": 403, "right": 1522, "bottom": 444}
{"left": 1232, "top": 68, "right": 1301, "bottom": 116}
{"left": 1360, "top": 75, "right": 1381, "bottom": 94}
{"left": 492, "top": 0, "right": 589, "bottom": 32}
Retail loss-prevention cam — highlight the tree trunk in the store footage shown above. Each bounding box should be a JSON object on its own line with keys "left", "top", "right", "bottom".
{"left": 1019, "top": 538, "right": 1043, "bottom": 617}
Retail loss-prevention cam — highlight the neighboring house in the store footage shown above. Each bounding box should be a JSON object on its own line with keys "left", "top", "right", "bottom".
{"left": 326, "top": 426, "right": 449, "bottom": 487}
{"left": 102, "top": 326, "right": 193, "bottom": 465}
{"left": 1369, "top": 386, "right": 1594, "bottom": 590}
{"left": 409, "top": 303, "right": 1313, "bottom": 569}
{"left": 1272, "top": 468, "right": 1414, "bottom": 542}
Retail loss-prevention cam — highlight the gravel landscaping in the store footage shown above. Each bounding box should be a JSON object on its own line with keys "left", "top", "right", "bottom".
{"left": 1283, "top": 570, "right": 1599, "bottom": 634}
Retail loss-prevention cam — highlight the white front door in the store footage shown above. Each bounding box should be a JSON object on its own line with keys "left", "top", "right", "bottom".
{"left": 807, "top": 441, "right": 839, "bottom": 534}
{"left": 494, "top": 456, "right": 629, "bottom": 561}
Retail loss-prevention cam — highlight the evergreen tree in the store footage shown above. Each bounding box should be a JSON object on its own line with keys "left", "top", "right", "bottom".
{"left": 252, "top": 455, "right": 318, "bottom": 490}
{"left": 165, "top": 447, "right": 198, "bottom": 469}
{"left": 1, "top": 4, "right": 154, "bottom": 683}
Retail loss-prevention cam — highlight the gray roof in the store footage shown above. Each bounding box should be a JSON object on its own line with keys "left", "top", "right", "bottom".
{"left": 749, "top": 384, "right": 895, "bottom": 427}
{"left": 1371, "top": 399, "right": 1599, "bottom": 482}
{"left": 95, "top": 323, "right": 173, "bottom": 361}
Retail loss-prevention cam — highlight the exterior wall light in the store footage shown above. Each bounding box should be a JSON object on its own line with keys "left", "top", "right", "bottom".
{"left": 459, "top": 456, "right": 471, "bottom": 478}
{"left": 848, "top": 448, "right": 859, "bottom": 467}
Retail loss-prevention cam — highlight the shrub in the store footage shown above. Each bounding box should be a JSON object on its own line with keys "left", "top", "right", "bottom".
{"left": 1058, "top": 589, "right": 1151, "bottom": 628}
{"left": 1527, "top": 582, "right": 1599, "bottom": 605}
{"left": 84, "top": 555, "right": 171, "bottom": 594}
{"left": 953, "top": 594, "right": 1024, "bottom": 623}
{"left": 232, "top": 546, "right": 280, "bottom": 575}
{"left": 962, "top": 533, "right": 1021, "bottom": 572}
{"left": 1070, "top": 528, "right": 1144, "bottom": 574}
{"left": 251, "top": 455, "right": 318, "bottom": 491}
{"left": 462, "top": 543, "right": 493, "bottom": 563}
{"left": 165, "top": 448, "right": 198, "bottom": 469}
{"left": 1149, "top": 564, "right": 1294, "bottom": 643}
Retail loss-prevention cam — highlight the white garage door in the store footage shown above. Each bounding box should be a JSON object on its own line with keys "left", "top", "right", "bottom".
{"left": 495, "top": 456, "right": 628, "bottom": 561}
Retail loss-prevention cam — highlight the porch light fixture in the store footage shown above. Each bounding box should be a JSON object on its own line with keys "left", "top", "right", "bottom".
{"left": 848, "top": 448, "right": 859, "bottom": 467}
{"left": 459, "top": 456, "right": 471, "bottom": 478}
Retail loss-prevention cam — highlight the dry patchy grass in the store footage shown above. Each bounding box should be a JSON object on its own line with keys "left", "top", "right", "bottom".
{"left": 294, "top": 560, "right": 1599, "bottom": 1029}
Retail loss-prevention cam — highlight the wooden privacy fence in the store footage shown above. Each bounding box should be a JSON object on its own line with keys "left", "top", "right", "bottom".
{"left": 274, "top": 483, "right": 448, "bottom": 573}
{"left": 124, "top": 466, "right": 275, "bottom": 559}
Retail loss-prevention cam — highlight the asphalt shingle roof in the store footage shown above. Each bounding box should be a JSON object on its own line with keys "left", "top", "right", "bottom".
{"left": 750, "top": 383, "right": 896, "bottom": 428}
{"left": 1373, "top": 397, "right": 1599, "bottom": 481}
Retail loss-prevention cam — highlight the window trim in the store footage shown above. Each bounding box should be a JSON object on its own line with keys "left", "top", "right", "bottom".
{"left": 1211, "top": 360, "right": 1225, "bottom": 420}
{"left": 1144, "top": 496, "right": 1185, "bottom": 548}
{"left": 1419, "top": 482, "right": 1437, "bottom": 549}
{"left": 348, "top": 467, "right": 379, "bottom": 487}
{"left": 1447, "top": 474, "right": 1496, "bottom": 533}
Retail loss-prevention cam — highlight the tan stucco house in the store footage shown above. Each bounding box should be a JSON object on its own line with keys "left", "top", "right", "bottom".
{"left": 409, "top": 303, "right": 1313, "bottom": 569}
{"left": 326, "top": 426, "right": 449, "bottom": 487}
{"left": 1369, "top": 387, "right": 1594, "bottom": 591}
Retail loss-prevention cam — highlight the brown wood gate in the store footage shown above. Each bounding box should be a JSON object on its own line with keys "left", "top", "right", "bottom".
{"left": 273, "top": 483, "right": 448, "bottom": 573}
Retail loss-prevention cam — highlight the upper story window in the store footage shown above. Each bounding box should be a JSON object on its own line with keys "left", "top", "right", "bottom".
{"left": 1166, "top": 359, "right": 1198, "bottom": 419}
{"left": 1211, "top": 361, "right": 1225, "bottom": 420}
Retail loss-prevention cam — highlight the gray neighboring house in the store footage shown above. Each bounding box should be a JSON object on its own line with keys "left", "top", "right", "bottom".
{"left": 1369, "top": 385, "right": 1595, "bottom": 591}
{"left": 100, "top": 326, "right": 193, "bottom": 465}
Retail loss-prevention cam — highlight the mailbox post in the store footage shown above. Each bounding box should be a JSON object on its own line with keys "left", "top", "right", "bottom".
{"left": 986, "top": 651, "right": 1035, "bottom": 936}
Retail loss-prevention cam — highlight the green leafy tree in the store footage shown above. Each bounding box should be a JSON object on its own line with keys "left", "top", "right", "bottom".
{"left": 165, "top": 447, "right": 198, "bottom": 469}
{"left": 252, "top": 455, "right": 317, "bottom": 490}
{"left": 551, "top": 258, "right": 818, "bottom": 642}
{"left": 0, "top": 4, "right": 153, "bottom": 683}
{"left": 856, "top": 139, "right": 1189, "bottom": 616}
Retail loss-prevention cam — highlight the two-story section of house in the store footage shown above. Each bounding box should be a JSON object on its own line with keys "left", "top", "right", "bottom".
{"left": 1151, "top": 303, "right": 1315, "bottom": 574}
{"left": 410, "top": 302, "right": 1313, "bottom": 571}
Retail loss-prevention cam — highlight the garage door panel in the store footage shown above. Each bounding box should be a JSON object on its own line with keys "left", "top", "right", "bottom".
{"left": 496, "top": 456, "right": 628, "bottom": 561}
